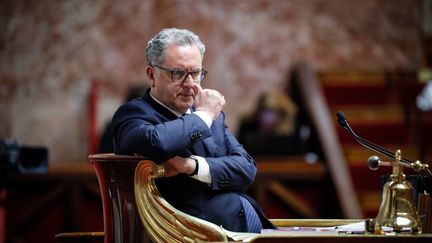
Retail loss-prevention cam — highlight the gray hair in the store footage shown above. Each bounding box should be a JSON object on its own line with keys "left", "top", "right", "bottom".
{"left": 146, "top": 28, "right": 206, "bottom": 66}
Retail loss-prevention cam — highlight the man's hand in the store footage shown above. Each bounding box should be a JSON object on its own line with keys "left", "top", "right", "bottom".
{"left": 194, "top": 87, "right": 226, "bottom": 120}
{"left": 163, "top": 156, "right": 196, "bottom": 177}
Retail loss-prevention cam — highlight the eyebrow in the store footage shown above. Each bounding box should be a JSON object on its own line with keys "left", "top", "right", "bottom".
{"left": 173, "top": 67, "right": 202, "bottom": 72}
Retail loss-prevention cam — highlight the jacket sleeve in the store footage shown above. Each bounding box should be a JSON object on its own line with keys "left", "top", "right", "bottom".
{"left": 112, "top": 102, "right": 212, "bottom": 162}
{"left": 206, "top": 113, "right": 257, "bottom": 192}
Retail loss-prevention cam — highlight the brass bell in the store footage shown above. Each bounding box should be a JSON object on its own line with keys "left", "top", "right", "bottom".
{"left": 369, "top": 150, "right": 424, "bottom": 234}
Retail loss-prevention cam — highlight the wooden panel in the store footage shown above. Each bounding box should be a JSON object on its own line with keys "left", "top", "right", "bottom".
{"left": 256, "top": 158, "right": 326, "bottom": 180}
{"left": 295, "top": 64, "right": 363, "bottom": 218}
{"left": 5, "top": 163, "right": 103, "bottom": 243}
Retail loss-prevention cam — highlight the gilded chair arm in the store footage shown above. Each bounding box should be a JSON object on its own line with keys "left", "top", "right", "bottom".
{"left": 134, "top": 160, "right": 229, "bottom": 243}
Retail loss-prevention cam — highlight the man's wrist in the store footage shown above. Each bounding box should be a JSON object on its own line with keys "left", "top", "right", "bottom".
{"left": 189, "top": 157, "right": 199, "bottom": 176}
{"left": 193, "top": 110, "right": 212, "bottom": 128}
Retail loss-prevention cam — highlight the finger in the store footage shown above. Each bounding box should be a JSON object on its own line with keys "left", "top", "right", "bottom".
{"left": 196, "top": 84, "right": 203, "bottom": 93}
{"left": 194, "top": 85, "right": 202, "bottom": 101}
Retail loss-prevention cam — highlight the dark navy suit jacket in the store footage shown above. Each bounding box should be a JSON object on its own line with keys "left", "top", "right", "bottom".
{"left": 111, "top": 89, "right": 275, "bottom": 232}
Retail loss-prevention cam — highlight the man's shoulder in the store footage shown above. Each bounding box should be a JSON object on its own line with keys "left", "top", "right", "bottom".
{"left": 117, "top": 98, "right": 151, "bottom": 113}
{"left": 112, "top": 98, "right": 152, "bottom": 125}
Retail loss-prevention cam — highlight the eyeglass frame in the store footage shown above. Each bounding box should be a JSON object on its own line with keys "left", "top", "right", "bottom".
{"left": 153, "top": 64, "right": 208, "bottom": 83}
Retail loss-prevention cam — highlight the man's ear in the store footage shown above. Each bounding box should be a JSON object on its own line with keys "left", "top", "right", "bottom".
{"left": 146, "top": 66, "right": 156, "bottom": 87}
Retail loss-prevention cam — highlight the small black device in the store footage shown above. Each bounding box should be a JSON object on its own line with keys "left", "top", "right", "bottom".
{"left": 0, "top": 138, "right": 48, "bottom": 181}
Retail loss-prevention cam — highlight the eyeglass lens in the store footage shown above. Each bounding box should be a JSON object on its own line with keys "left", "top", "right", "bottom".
{"left": 172, "top": 70, "right": 204, "bottom": 82}
{"left": 154, "top": 65, "right": 207, "bottom": 83}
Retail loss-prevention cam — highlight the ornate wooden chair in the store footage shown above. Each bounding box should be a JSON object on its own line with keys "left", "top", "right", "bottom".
{"left": 88, "top": 153, "right": 231, "bottom": 243}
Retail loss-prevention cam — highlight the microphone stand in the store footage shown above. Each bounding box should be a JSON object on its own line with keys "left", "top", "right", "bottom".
{"left": 336, "top": 111, "right": 432, "bottom": 233}
{"left": 336, "top": 111, "right": 413, "bottom": 164}
{"left": 336, "top": 111, "right": 432, "bottom": 177}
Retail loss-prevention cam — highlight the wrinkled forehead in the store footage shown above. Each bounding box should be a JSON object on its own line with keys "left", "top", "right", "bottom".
{"left": 162, "top": 44, "right": 203, "bottom": 67}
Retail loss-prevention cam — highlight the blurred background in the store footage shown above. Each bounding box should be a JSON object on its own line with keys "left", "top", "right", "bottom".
{"left": 1, "top": 0, "right": 432, "bottom": 242}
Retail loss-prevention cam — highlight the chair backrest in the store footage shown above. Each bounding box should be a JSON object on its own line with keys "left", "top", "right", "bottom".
{"left": 89, "top": 154, "right": 148, "bottom": 243}
{"left": 89, "top": 154, "right": 228, "bottom": 243}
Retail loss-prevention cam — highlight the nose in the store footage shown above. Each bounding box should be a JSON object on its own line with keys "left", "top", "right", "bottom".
{"left": 182, "top": 74, "right": 196, "bottom": 86}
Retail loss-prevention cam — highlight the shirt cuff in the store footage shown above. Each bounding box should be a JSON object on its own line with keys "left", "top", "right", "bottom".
{"left": 193, "top": 111, "right": 213, "bottom": 128}
{"left": 190, "top": 155, "right": 212, "bottom": 185}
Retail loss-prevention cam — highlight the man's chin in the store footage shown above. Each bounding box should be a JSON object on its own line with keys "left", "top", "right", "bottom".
{"left": 176, "top": 101, "right": 193, "bottom": 111}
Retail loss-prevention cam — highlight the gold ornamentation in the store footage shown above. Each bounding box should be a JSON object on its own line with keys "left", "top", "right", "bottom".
{"left": 134, "top": 160, "right": 228, "bottom": 242}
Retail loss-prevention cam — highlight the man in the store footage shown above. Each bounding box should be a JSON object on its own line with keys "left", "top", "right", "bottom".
{"left": 112, "top": 28, "right": 275, "bottom": 233}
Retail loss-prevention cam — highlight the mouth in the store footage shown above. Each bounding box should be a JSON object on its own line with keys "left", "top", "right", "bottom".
{"left": 178, "top": 93, "right": 195, "bottom": 100}
{"left": 179, "top": 92, "right": 194, "bottom": 97}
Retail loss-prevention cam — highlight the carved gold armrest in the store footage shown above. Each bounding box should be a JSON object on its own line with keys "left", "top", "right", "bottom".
{"left": 134, "top": 160, "right": 228, "bottom": 243}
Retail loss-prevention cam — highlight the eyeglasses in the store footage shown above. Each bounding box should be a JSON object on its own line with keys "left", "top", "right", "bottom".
{"left": 154, "top": 64, "right": 208, "bottom": 83}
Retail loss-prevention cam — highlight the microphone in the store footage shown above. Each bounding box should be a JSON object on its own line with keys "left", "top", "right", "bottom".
{"left": 368, "top": 155, "right": 430, "bottom": 172}
{"left": 367, "top": 155, "right": 379, "bottom": 170}
{"left": 336, "top": 111, "right": 432, "bottom": 179}
{"left": 336, "top": 111, "right": 412, "bottom": 164}
{"left": 337, "top": 111, "right": 432, "bottom": 197}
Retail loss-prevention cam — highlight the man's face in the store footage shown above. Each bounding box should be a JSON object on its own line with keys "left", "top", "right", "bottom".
{"left": 147, "top": 44, "right": 203, "bottom": 114}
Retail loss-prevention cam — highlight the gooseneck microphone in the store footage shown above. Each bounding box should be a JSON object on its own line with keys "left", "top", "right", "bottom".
{"left": 336, "top": 111, "right": 412, "bottom": 164}
{"left": 337, "top": 111, "right": 432, "bottom": 195}
{"left": 336, "top": 111, "right": 432, "bottom": 178}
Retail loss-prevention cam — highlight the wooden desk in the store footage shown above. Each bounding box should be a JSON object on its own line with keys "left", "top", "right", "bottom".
{"left": 250, "top": 234, "right": 432, "bottom": 243}
{"left": 54, "top": 219, "right": 432, "bottom": 243}
{"left": 249, "top": 219, "right": 432, "bottom": 242}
